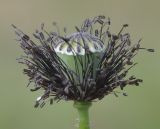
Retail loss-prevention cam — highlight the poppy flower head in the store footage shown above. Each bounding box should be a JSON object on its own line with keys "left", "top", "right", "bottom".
{"left": 12, "top": 16, "right": 154, "bottom": 108}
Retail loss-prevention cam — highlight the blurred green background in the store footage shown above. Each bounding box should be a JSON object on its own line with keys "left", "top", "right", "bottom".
{"left": 0, "top": 0, "right": 159, "bottom": 129}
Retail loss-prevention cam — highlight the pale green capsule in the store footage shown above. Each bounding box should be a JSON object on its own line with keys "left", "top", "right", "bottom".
{"left": 54, "top": 32, "right": 105, "bottom": 82}
{"left": 55, "top": 32, "right": 104, "bottom": 55}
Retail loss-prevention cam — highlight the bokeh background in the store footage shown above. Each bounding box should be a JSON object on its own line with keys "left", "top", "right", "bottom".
{"left": 0, "top": 0, "right": 159, "bottom": 129}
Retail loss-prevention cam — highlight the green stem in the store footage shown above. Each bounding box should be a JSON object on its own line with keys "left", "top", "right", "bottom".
{"left": 74, "top": 101, "right": 92, "bottom": 129}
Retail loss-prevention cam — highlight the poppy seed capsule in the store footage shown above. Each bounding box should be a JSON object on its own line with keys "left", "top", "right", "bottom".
{"left": 54, "top": 32, "right": 105, "bottom": 81}
{"left": 55, "top": 32, "right": 105, "bottom": 55}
